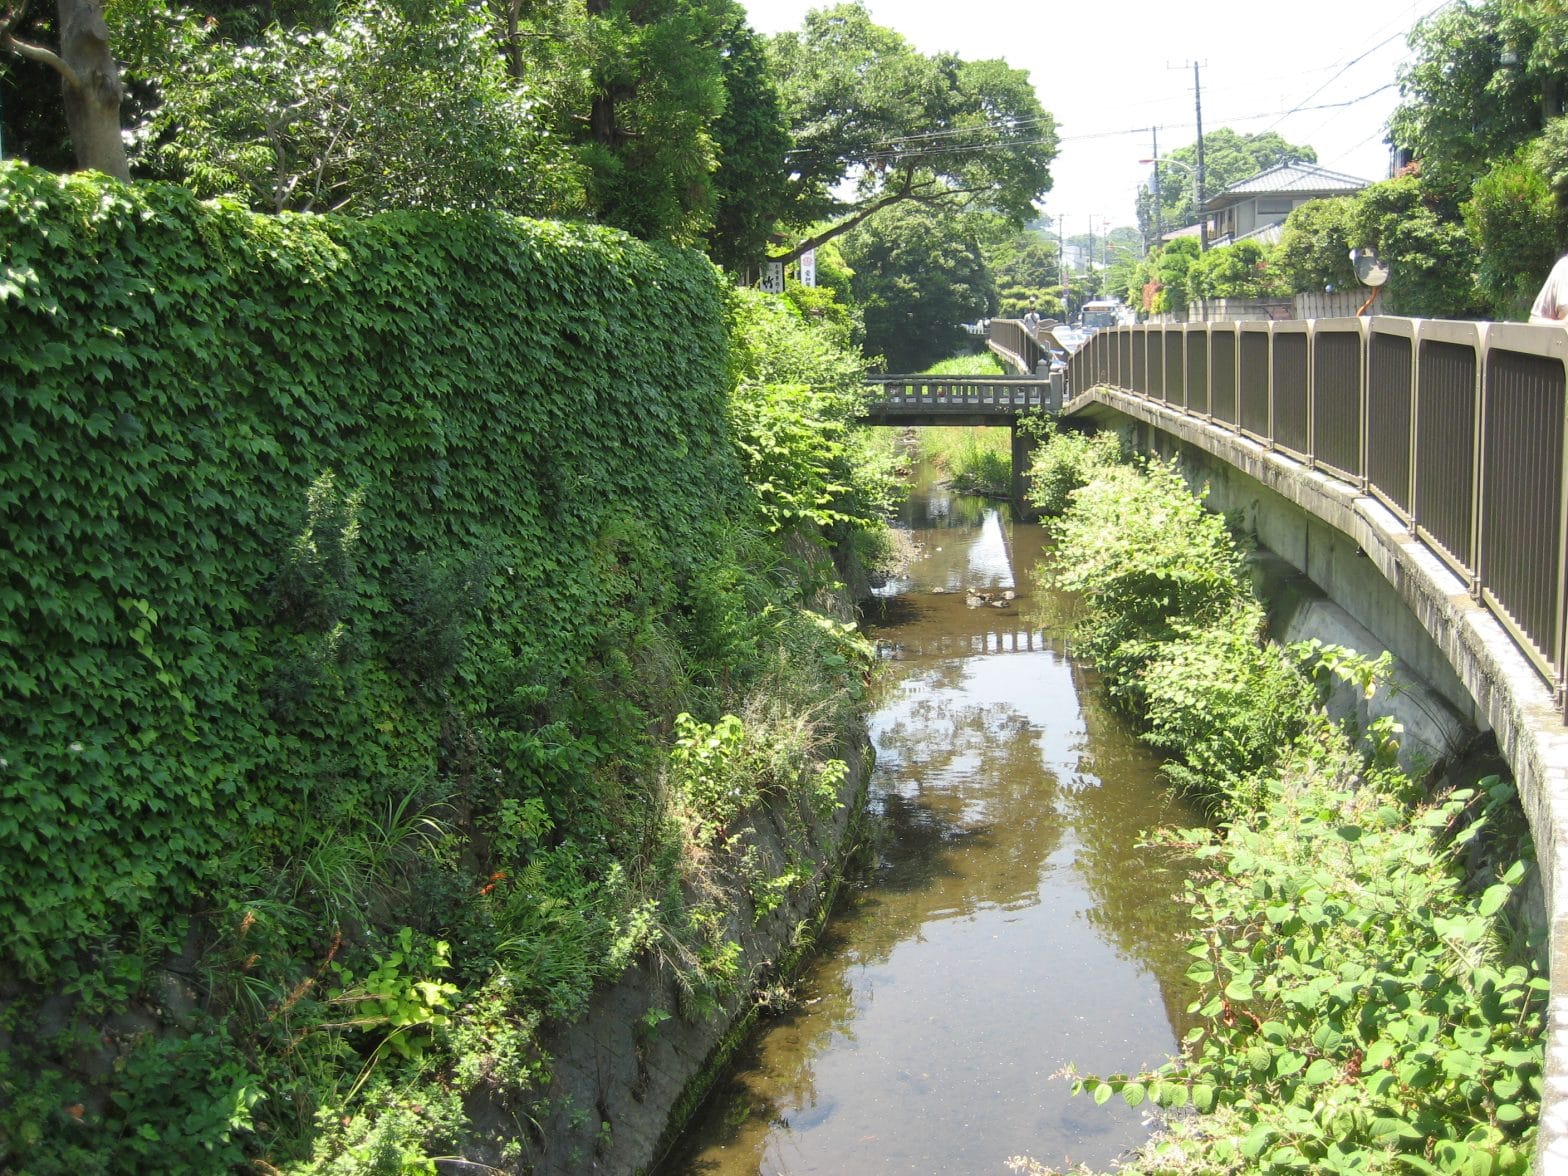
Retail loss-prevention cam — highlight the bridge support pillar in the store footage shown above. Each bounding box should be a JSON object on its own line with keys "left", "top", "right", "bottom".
{"left": 1010, "top": 421, "right": 1038, "bottom": 521}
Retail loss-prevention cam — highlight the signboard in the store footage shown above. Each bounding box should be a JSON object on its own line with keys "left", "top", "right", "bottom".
{"left": 760, "top": 262, "right": 785, "bottom": 294}
{"left": 798, "top": 249, "right": 817, "bottom": 288}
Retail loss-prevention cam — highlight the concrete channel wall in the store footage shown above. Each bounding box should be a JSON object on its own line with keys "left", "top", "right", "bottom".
{"left": 1066, "top": 388, "right": 1568, "bottom": 1174}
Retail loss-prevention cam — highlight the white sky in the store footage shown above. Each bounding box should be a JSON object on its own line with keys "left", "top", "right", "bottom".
{"left": 741, "top": 0, "right": 1442, "bottom": 233}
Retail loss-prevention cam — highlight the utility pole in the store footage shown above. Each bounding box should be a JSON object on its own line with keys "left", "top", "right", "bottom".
{"left": 1150, "top": 127, "right": 1161, "bottom": 247}
{"left": 1059, "top": 220, "right": 1069, "bottom": 317}
{"left": 1193, "top": 62, "right": 1208, "bottom": 252}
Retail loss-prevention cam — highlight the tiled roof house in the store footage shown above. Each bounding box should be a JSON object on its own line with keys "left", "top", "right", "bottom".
{"left": 1203, "top": 162, "right": 1370, "bottom": 247}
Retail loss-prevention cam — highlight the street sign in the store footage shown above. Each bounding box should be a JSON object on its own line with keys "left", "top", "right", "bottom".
{"left": 761, "top": 262, "right": 785, "bottom": 294}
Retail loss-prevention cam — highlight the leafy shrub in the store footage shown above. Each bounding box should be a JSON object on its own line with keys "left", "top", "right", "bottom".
{"left": 1024, "top": 422, "right": 1123, "bottom": 517}
{"left": 1044, "top": 455, "right": 1246, "bottom": 709}
{"left": 1274, "top": 197, "right": 1359, "bottom": 294}
{"left": 1463, "top": 156, "right": 1561, "bottom": 319}
{"left": 1076, "top": 769, "right": 1544, "bottom": 1175}
{"left": 1139, "top": 606, "right": 1314, "bottom": 810}
{"left": 1029, "top": 434, "right": 1545, "bottom": 1175}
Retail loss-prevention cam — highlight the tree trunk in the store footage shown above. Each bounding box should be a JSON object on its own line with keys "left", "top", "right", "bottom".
{"left": 56, "top": 0, "right": 128, "bottom": 180}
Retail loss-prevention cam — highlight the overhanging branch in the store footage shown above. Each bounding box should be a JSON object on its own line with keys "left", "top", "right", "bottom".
{"left": 1, "top": 31, "right": 82, "bottom": 90}
{"left": 768, "top": 172, "right": 993, "bottom": 265}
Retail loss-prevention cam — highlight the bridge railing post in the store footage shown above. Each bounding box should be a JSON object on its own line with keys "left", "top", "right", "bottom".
{"left": 1411, "top": 320, "right": 1484, "bottom": 584}
{"left": 1308, "top": 317, "right": 1367, "bottom": 485}
{"left": 1472, "top": 323, "right": 1568, "bottom": 694}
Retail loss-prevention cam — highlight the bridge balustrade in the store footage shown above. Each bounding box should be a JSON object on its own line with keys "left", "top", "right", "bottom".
{"left": 1186, "top": 328, "right": 1209, "bottom": 416}
{"left": 1162, "top": 327, "right": 1183, "bottom": 408}
{"left": 1066, "top": 317, "right": 1568, "bottom": 709}
{"left": 1479, "top": 326, "right": 1568, "bottom": 681}
{"left": 1212, "top": 326, "right": 1238, "bottom": 426}
{"left": 862, "top": 376, "right": 1051, "bottom": 418}
{"left": 1310, "top": 320, "right": 1364, "bottom": 482}
{"left": 1414, "top": 324, "right": 1482, "bottom": 582}
{"left": 1239, "top": 324, "right": 1270, "bottom": 441}
{"left": 1272, "top": 323, "right": 1310, "bottom": 461}
{"left": 1367, "top": 321, "right": 1416, "bottom": 521}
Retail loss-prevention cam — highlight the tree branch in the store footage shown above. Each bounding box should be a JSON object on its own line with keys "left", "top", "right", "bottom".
{"left": 769, "top": 170, "right": 973, "bottom": 264}
{"left": 0, "top": 30, "right": 83, "bottom": 89}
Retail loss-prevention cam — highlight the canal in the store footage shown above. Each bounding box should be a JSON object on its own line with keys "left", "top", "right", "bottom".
{"left": 669, "top": 459, "right": 1202, "bottom": 1174}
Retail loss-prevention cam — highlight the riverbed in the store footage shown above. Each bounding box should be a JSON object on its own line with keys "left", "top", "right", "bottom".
{"left": 668, "top": 462, "right": 1201, "bottom": 1175}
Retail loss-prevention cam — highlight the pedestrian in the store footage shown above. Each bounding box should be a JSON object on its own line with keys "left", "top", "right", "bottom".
{"left": 1529, "top": 253, "right": 1568, "bottom": 324}
{"left": 1022, "top": 305, "right": 1041, "bottom": 336}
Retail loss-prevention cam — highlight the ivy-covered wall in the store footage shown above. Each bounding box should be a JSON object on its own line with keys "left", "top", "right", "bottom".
{"left": 0, "top": 160, "right": 741, "bottom": 983}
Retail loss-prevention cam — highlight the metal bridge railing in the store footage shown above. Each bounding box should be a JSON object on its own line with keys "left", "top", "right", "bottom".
{"left": 1068, "top": 319, "right": 1568, "bottom": 711}
{"left": 863, "top": 375, "right": 1053, "bottom": 414}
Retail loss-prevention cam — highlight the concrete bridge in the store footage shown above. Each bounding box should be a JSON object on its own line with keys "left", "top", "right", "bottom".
{"left": 1020, "top": 315, "right": 1568, "bottom": 1170}
{"left": 860, "top": 374, "right": 1059, "bottom": 511}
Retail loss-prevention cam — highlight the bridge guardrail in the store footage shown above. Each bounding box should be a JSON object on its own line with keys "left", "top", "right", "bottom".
{"left": 863, "top": 375, "right": 1052, "bottom": 415}
{"left": 1069, "top": 318, "right": 1568, "bottom": 712}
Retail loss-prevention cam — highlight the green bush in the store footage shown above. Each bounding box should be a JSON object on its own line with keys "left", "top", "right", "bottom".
{"left": 1, "top": 161, "right": 881, "bottom": 1170}
{"left": 1463, "top": 156, "right": 1561, "bottom": 320}
{"left": 1028, "top": 433, "right": 1545, "bottom": 1175}
{"left": 1024, "top": 422, "right": 1123, "bottom": 517}
{"left": 1044, "top": 455, "right": 1246, "bottom": 710}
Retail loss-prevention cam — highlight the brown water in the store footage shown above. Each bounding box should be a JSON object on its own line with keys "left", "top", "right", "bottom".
{"left": 668, "top": 463, "right": 1200, "bottom": 1175}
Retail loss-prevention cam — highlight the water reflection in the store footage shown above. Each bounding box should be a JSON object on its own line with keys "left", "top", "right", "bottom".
{"left": 670, "top": 458, "right": 1199, "bottom": 1176}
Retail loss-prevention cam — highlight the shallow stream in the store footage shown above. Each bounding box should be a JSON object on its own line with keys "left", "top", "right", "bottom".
{"left": 669, "top": 460, "right": 1202, "bottom": 1174}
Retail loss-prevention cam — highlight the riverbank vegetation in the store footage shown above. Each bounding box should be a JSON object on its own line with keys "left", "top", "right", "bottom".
{"left": 1018, "top": 427, "right": 1545, "bottom": 1174}
{"left": 0, "top": 163, "right": 893, "bottom": 1172}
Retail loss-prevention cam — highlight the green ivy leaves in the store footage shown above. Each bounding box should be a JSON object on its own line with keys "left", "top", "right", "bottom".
{"left": 0, "top": 160, "right": 737, "bottom": 984}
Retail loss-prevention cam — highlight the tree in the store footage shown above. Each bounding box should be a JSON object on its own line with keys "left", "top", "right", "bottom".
{"left": 139, "top": 0, "right": 583, "bottom": 215}
{"left": 1349, "top": 175, "right": 1483, "bottom": 318}
{"left": 1, "top": 0, "right": 129, "bottom": 178}
{"left": 766, "top": 2, "right": 1055, "bottom": 262}
{"left": 1188, "top": 240, "right": 1281, "bottom": 302}
{"left": 705, "top": 8, "right": 791, "bottom": 272}
{"left": 1389, "top": 0, "right": 1549, "bottom": 199}
{"left": 1273, "top": 197, "right": 1358, "bottom": 294}
{"left": 1150, "top": 237, "right": 1200, "bottom": 315}
{"left": 570, "top": 0, "right": 733, "bottom": 243}
{"left": 985, "top": 229, "right": 1061, "bottom": 316}
{"left": 841, "top": 202, "right": 996, "bottom": 371}
{"left": 1463, "top": 155, "right": 1560, "bottom": 318}
{"left": 1137, "top": 129, "right": 1316, "bottom": 243}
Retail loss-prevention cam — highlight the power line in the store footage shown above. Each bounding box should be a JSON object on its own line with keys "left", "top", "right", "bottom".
{"left": 843, "top": 86, "right": 1398, "bottom": 167}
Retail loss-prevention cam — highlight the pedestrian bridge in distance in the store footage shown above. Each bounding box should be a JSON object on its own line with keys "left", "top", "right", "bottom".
{"left": 859, "top": 374, "right": 1059, "bottom": 427}
{"left": 860, "top": 374, "right": 1060, "bottom": 510}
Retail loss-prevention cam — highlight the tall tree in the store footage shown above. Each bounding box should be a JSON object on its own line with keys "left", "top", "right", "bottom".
{"left": 138, "top": 0, "right": 583, "bottom": 215}
{"left": 841, "top": 202, "right": 996, "bottom": 371}
{"left": 1388, "top": 0, "right": 1568, "bottom": 198}
{"left": 1137, "top": 129, "right": 1316, "bottom": 244}
{"left": 767, "top": 2, "right": 1055, "bottom": 262}
{"left": 566, "top": 0, "right": 732, "bottom": 243}
{"left": 705, "top": 7, "right": 791, "bottom": 272}
{"left": 1, "top": 0, "right": 128, "bottom": 177}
